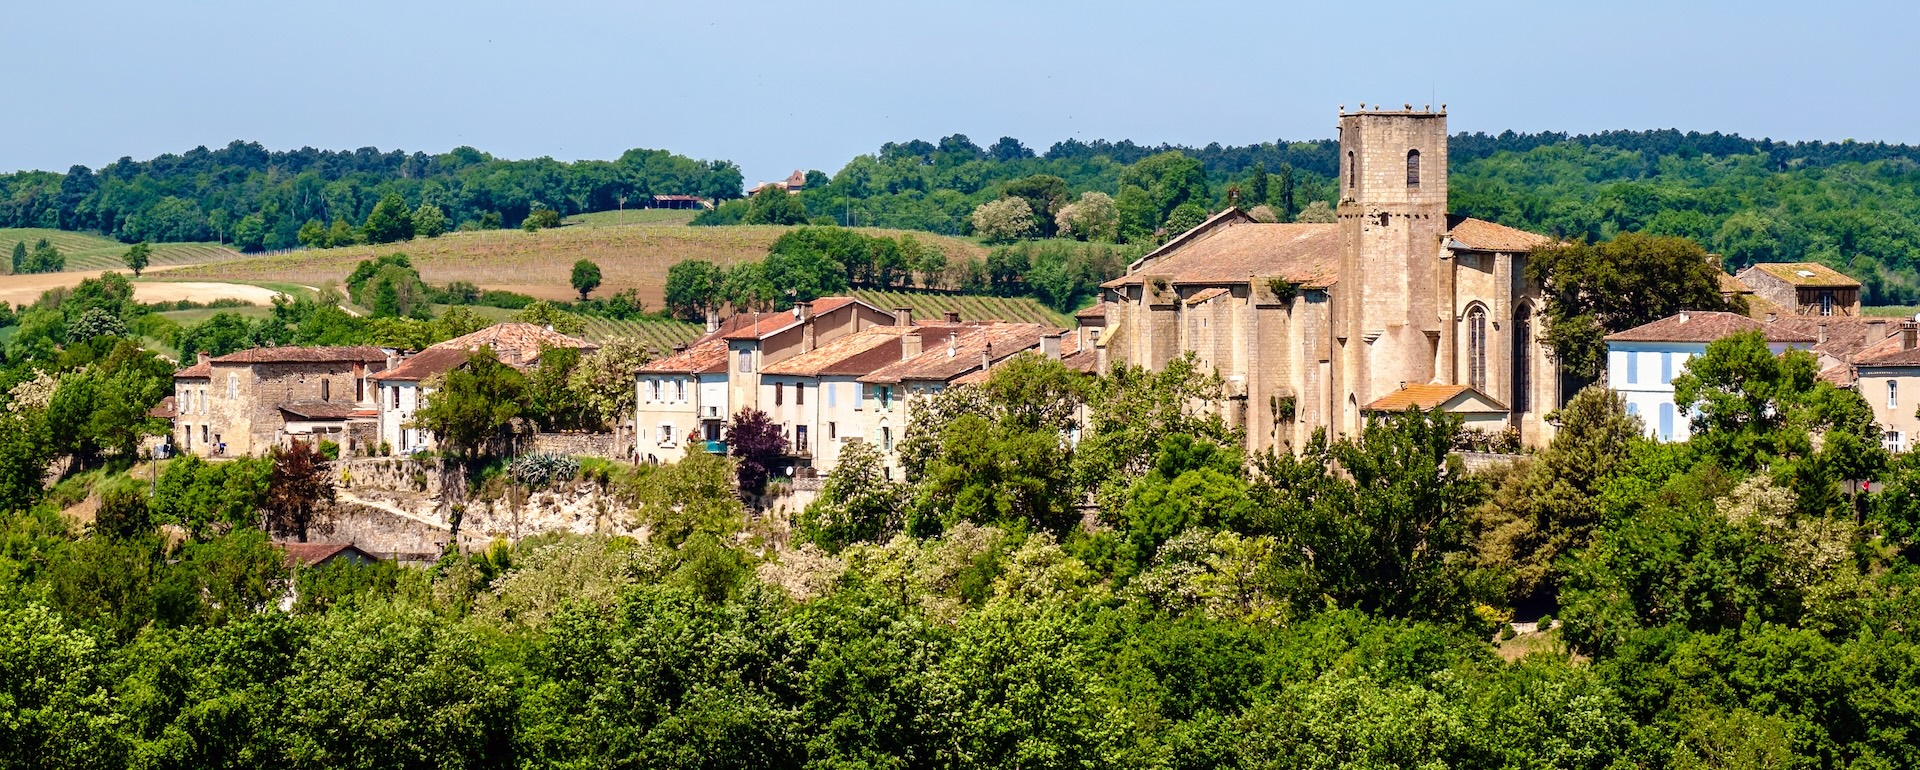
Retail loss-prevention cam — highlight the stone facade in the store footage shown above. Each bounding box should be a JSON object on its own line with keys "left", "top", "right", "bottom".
{"left": 1097, "top": 107, "right": 1559, "bottom": 453}
{"left": 172, "top": 348, "right": 387, "bottom": 457}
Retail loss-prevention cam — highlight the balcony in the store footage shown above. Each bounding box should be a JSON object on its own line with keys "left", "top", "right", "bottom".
{"left": 703, "top": 440, "right": 728, "bottom": 454}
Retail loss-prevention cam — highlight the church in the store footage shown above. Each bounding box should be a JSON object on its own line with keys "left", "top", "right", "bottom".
{"left": 1086, "top": 106, "right": 1559, "bottom": 454}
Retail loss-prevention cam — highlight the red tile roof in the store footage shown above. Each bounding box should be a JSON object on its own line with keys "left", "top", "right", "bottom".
{"left": 761, "top": 327, "right": 910, "bottom": 377}
{"left": 720, "top": 312, "right": 803, "bottom": 341}
{"left": 1768, "top": 316, "right": 1897, "bottom": 362}
{"left": 638, "top": 336, "right": 732, "bottom": 375}
{"left": 277, "top": 401, "right": 364, "bottom": 420}
{"left": 1364, "top": 383, "right": 1504, "bottom": 412}
{"left": 212, "top": 346, "right": 387, "bottom": 365}
{"left": 174, "top": 359, "right": 212, "bottom": 379}
{"left": 278, "top": 542, "right": 373, "bottom": 567}
{"left": 149, "top": 395, "right": 177, "bottom": 419}
{"left": 1853, "top": 334, "right": 1920, "bottom": 367}
{"left": 1445, "top": 216, "right": 1552, "bottom": 253}
{"left": 1818, "top": 364, "right": 1857, "bottom": 387}
{"left": 1604, "top": 311, "right": 1817, "bottom": 344}
{"left": 861, "top": 323, "right": 1060, "bottom": 384}
{"left": 374, "top": 346, "right": 474, "bottom": 383}
{"left": 434, "top": 323, "right": 597, "bottom": 367}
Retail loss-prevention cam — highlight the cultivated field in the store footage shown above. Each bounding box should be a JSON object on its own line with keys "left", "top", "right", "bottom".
{"left": 0, "top": 266, "right": 279, "bottom": 308}
{"left": 0, "top": 228, "right": 241, "bottom": 272}
{"left": 166, "top": 219, "right": 990, "bottom": 308}
{"left": 849, "top": 289, "right": 1074, "bottom": 328}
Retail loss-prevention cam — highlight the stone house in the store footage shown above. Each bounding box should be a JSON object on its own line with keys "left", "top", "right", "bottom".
{"left": 1092, "top": 106, "right": 1557, "bottom": 455}
{"left": 1736, "top": 263, "right": 1862, "bottom": 317}
{"left": 1833, "top": 322, "right": 1920, "bottom": 453}
{"left": 373, "top": 323, "right": 598, "bottom": 455}
{"left": 171, "top": 346, "right": 389, "bottom": 457}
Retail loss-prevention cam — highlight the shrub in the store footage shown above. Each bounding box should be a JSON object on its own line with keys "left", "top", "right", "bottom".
{"left": 509, "top": 452, "right": 580, "bottom": 488}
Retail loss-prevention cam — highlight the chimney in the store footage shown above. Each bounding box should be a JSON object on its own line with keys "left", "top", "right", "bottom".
{"left": 797, "top": 300, "right": 815, "bottom": 353}
{"left": 197, "top": 351, "right": 210, "bottom": 365}
{"left": 947, "top": 332, "right": 958, "bottom": 358}
{"left": 901, "top": 330, "right": 923, "bottom": 361}
{"left": 704, "top": 309, "right": 719, "bottom": 334}
{"left": 944, "top": 310, "right": 961, "bottom": 323}
{"left": 894, "top": 306, "right": 913, "bottom": 326}
{"left": 1904, "top": 322, "right": 1917, "bottom": 352}
{"left": 1678, "top": 310, "right": 1690, "bottom": 323}
{"left": 1817, "top": 321, "right": 1828, "bottom": 345}
{"left": 1041, "top": 331, "right": 1062, "bottom": 360}
{"left": 1870, "top": 319, "right": 1889, "bottom": 341}
{"left": 980, "top": 340, "right": 994, "bottom": 372}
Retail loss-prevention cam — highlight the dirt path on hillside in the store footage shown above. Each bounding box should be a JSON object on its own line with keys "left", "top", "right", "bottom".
{"left": 0, "top": 264, "right": 283, "bottom": 307}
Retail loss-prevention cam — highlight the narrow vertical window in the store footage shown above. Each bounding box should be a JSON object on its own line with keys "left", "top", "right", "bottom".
{"left": 775, "top": 382, "right": 784, "bottom": 406}
{"left": 676, "top": 379, "right": 685, "bottom": 401}
{"left": 1346, "top": 151, "right": 1356, "bottom": 189}
{"left": 828, "top": 382, "right": 838, "bottom": 407}
{"left": 1658, "top": 402, "right": 1675, "bottom": 441}
{"left": 796, "top": 383, "right": 805, "bottom": 406}
{"left": 1406, "top": 149, "right": 1421, "bottom": 186}
{"left": 1626, "top": 350, "right": 1638, "bottom": 385}
{"left": 1467, "top": 307, "right": 1488, "bottom": 391}
{"left": 1660, "top": 352, "right": 1673, "bottom": 385}
{"left": 1891, "top": 380, "right": 1900, "bottom": 410}
{"left": 1821, "top": 292, "right": 1834, "bottom": 316}
{"left": 739, "top": 349, "right": 753, "bottom": 373}
{"left": 322, "top": 379, "right": 331, "bottom": 401}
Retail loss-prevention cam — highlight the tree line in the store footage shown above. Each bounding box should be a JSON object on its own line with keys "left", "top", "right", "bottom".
{"left": 0, "top": 142, "right": 743, "bottom": 252}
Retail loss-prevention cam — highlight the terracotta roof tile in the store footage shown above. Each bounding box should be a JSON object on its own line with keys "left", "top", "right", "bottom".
{"left": 1445, "top": 216, "right": 1551, "bottom": 253}
{"left": 174, "top": 359, "right": 212, "bottom": 379}
{"left": 1365, "top": 383, "right": 1506, "bottom": 412}
{"left": 862, "top": 323, "right": 1059, "bottom": 384}
{"left": 1074, "top": 303, "right": 1109, "bottom": 323}
{"left": 1818, "top": 364, "right": 1857, "bottom": 387}
{"left": 149, "top": 395, "right": 177, "bottom": 419}
{"left": 952, "top": 332, "right": 1093, "bottom": 385}
{"left": 1768, "top": 316, "right": 1897, "bottom": 362}
{"left": 1604, "top": 311, "right": 1817, "bottom": 344}
{"left": 1186, "top": 287, "right": 1230, "bottom": 305}
{"left": 1853, "top": 333, "right": 1920, "bottom": 367}
{"left": 638, "top": 336, "right": 731, "bottom": 375}
{"left": 1104, "top": 213, "right": 1340, "bottom": 289}
{"left": 433, "top": 323, "right": 597, "bottom": 367}
{"left": 374, "top": 347, "right": 475, "bottom": 382}
{"left": 212, "top": 346, "right": 388, "bottom": 365}
{"left": 1748, "top": 262, "right": 1860, "bottom": 288}
{"left": 277, "top": 542, "right": 372, "bottom": 567}
{"left": 761, "top": 327, "right": 910, "bottom": 377}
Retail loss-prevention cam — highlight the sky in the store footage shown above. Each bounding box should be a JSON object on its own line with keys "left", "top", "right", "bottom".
{"left": 5, "top": 0, "right": 1918, "bottom": 185}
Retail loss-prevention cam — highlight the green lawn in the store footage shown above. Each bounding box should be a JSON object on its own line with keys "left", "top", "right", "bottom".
{"left": 0, "top": 228, "right": 242, "bottom": 272}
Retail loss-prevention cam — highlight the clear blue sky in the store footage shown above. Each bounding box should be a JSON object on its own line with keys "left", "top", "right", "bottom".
{"left": 6, "top": 0, "right": 1917, "bottom": 185}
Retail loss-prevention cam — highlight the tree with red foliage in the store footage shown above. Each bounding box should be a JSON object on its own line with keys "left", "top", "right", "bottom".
{"left": 726, "top": 408, "right": 788, "bottom": 498}
{"left": 267, "top": 440, "right": 336, "bottom": 542}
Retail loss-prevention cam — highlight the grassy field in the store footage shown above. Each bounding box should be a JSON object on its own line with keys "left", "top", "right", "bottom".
{"left": 563, "top": 209, "right": 699, "bottom": 227}
{"left": 1865, "top": 306, "right": 1920, "bottom": 318}
{"left": 166, "top": 221, "right": 990, "bottom": 308}
{"left": 0, "top": 228, "right": 241, "bottom": 272}
{"left": 849, "top": 289, "right": 1074, "bottom": 327}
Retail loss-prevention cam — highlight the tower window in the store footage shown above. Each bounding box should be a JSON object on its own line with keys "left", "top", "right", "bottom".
{"left": 1406, "top": 149, "right": 1421, "bottom": 186}
{"left": 1347, "top": 151, "right": 1356, "bottom": 189}
{"left": 1467, "top": 306, "right": 1488, "bottom": 391}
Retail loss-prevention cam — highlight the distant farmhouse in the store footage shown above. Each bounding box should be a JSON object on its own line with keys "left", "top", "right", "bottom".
{"left": 747, "top": 170, "right": 807, "bottom": 196}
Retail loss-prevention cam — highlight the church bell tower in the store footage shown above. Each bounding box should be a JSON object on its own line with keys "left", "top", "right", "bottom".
{"left": 1332, "top": 104, "right": 1450, "bottom": 435}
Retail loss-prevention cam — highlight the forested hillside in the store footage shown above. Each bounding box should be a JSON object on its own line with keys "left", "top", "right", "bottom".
{"left": 6, "top": 129, "right": 1920, "bottom": 299}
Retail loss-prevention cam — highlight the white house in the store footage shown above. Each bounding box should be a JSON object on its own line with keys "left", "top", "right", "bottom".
{"left": 374, "top": 323, "right": 598, "bottom": 454}
{"left": 1604, "top": 311, "right": 1816, "bottom": 442}
{"left": 634, "top": 336, "right": 732, "bottom": 463}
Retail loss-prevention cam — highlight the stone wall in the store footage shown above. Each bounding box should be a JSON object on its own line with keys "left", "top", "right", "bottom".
{"left": 530, "top": 432, "right": 623, "bottom": 459}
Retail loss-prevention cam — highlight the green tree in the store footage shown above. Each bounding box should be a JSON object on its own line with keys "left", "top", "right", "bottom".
{"left": 798, "top": 442, "right": 906, "bottom": 552}
{"left": 522, "top": 205, "right": 562, "bottom": 231}
{"left": 1163, "top": 202, "right": 1208, "bottom": 239}
{"left": 232, "top": 212, "right": 267, "bottom": 252}
{"left": 568, "top": 336, "right": 653, "bottom": 431}
{"left": 1528, "top": 232, "right": 1735, "bottom": 380}
{"left": 362, "top": 192, "right": 415, "bottom": 244}
{"left": 411, "top": 348, "right": 531, "bottom": 460}
{"left": 8, "top": 241, "right": 24, "bottom": 273}
{"left": 664, "top": 259, "right": 726, "bottom": 321}
{"left": 970, "top": 197, "right": 1038, "bottom": 243}
{"left": 413, "top": 203, "right": 450, "bottom": 238}
{"left": 122, "top": 241, "right": 152, "bottom": 276}
{"left": 742, "top": 185, "right": 807, "bottom": 225}
{"left": 570, "top": 259, "right": 603, "bottom": 301}
{"left": 999, "top": 174, "right": 1071, "bottom": 237}
{"left": 511, "top": 300, "right": 586, "bottom": 335}
{"left": 297, "top": 218, "right": 326, "bottom": 248}
{"left": 325, "top": 218, "right": 358, "bottom": 247}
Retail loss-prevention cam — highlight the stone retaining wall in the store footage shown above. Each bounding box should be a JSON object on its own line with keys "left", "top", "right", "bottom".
{"left": 530, "top": 432, "right": 623, "bottom": 459}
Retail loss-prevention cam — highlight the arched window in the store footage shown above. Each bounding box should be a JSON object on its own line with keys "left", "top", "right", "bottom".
{"left": 1512, "top": 304, "right": 1531, "bottom": 414}
{"left": 1406, "top": 149, "right": 1421, "bottom": 186}
{"left": 1347, "top": 151, "right": 1355, "bottom": 189}
{"left": 1467, "top": 306, "right": 1488, "bottom": 391}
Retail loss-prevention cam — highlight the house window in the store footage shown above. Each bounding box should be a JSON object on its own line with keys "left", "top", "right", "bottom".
{"left": 775, "top": 382, "right": 784, "bottom": 406}
{"left": 650, "top": 380, "right": 660, "bottom": 401}
{"left": 201, "top": 425, "right": 209, "bottom": 444}
{"left": 1886, "top": 431, "right": 1905, "bottom": 453}
{"left": 1626, "top": 350, "right": 1638, "bottom": 385}
{"left": 1467, "top": 307, "right": 1488, "bottom": 390}
{"left": 828, "top": 421, "right": 837, "bottom": 440}
{"left": 857, "top": 385, "right": 868, "bottom": 411}
{"left": 1660, "top": 352, "right": 1673, "bottom": 385}
{"left": 881, "top": 426, "right": 893, "bottom": 452}
{"left": 660, "top": 424, "right": 674, "bottom": 444}
{"left": 321, "top": 379, "right": 331, "bottom": 401}
{"left": 676, "top": 379, "right": 685, "bottom": 401}
{"left": 356, "top": 377, "right": 365, "bottom": 402}
{"left": 796, "top": 383, "right": 805, "bottom": 406}
{"left": 1346, "top": 151, "right": 1355, "bottom": 189}
{"left": 1891, "top": 380, "right": 1900, "bottom": 410}
{"left": 880, "top": 386, "right": 894, "bottom": 412}
{"left": 227, "top": 374, "right": 237, "bottom": 399}
{"left": 828, "top": 382, "right": 838, "bottom": 407}
{"left": 1821, "top": 292, "right": 1834, "bottom": 316}
{"left": 392, "top": 386, "right": 401, "bottom": 409}
{"left": 739, "top": 349, "right": 753, "bottom": 373}
{"left": 795, "top": 425, "right": 809, "bottom": 453}
{"left": 1658, "top": 402, "right": 1675, "bottom": 441}
{"left": 1512, "top": 305, "right": 1531, "bottom": 414}
{"left": 1406, "top": 149, "right": 1421, "bottom": 186}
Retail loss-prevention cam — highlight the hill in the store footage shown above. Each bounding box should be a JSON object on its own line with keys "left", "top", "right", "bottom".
{"left": 164, "top": 218, "right": 991, "bottom": 309}
{"left": 0, "top": 228, "right": 239, "bottom": 272}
